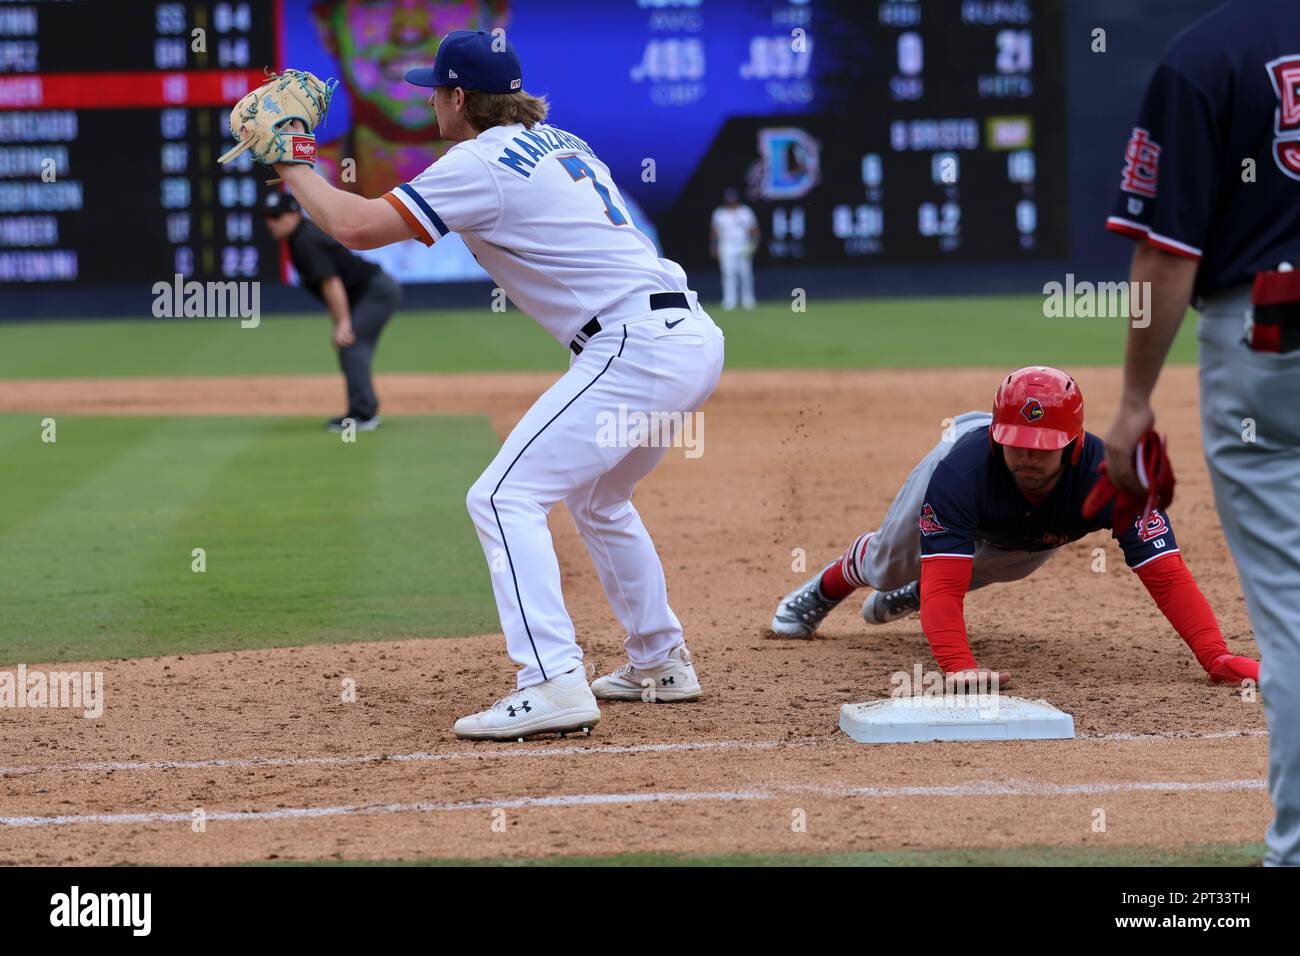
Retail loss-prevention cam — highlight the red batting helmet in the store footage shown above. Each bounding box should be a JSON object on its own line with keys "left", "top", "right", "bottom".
{"left": 990, "top": 366, "right": 1085, "bottom": 464}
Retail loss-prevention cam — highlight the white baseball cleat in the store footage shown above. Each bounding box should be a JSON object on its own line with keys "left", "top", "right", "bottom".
{"left": 590, "top": 644, "right": 702, "bottom": 702}
{"left": 861, "top": 580, "right": 921, "bottom": 625}
{"left": 770, "top": 564, "right": 844, "bottom": 637}
{"left": 453, "top": 666, "right": 601, "bottom": 741}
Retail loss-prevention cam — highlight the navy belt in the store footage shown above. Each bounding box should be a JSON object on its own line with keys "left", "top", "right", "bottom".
{"left": 569, "top": 292, "right": 690, "bottom": 355}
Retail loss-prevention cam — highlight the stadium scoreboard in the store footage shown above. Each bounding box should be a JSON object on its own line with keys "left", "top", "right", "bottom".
{"left": 0, "top": 0, "right": 1067, "bottom": 288}
{"left": 0, "top": 1, "right": 277, "bottom": 285}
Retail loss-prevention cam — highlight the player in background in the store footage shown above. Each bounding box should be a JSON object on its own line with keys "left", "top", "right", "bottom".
{"left": 771, "top": 367, "right": 1259, "bottom": 690}
{"left": 710, "top": 188, "right": 759, "bottom": 311}
{"left": 263, "top": 31, "right": 725, "bottom": 740}
{"left": 1101, "top": 0, "right": 1300, "bottom": 866}
{"left": 262, "top": 192, "right": 400, "bottom": 431}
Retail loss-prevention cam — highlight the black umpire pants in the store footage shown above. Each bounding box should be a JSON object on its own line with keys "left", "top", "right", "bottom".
{"left": 339, "top": 272, "right": 400, "bottom": 419}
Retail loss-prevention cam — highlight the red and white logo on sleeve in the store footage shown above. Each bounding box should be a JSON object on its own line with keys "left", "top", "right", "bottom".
{"left": 1267, "top": 55, "right": 1300, "bottom": 180}
{"left": 1119, "top": 127, "right": 1161, "bottom": 197}
{"left": 1136, "top": 509, "right": 1169, "bottom": 543}
{"left": 919, "top": 502, "right": 947, "bottom": 536}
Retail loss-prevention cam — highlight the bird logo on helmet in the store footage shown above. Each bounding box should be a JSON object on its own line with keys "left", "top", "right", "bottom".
{"left": 1020, "top": 398, "right": 1046, "bottom": 423}
{"left": 990, "top": 366, "right": 1085, "bottom": 464}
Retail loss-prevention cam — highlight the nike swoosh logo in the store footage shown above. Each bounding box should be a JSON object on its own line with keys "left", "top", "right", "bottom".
{"left": 664, "top": 318, "right": 685, "bottom": 329}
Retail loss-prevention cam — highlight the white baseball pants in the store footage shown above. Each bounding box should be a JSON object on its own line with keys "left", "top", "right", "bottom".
{"left": 466, "top": 308, "right": 725, "bottom": 689}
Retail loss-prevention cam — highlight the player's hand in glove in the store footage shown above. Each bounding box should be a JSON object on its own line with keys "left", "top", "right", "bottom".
{"left": 332, "top": 322, "right": 356, "bottom": 350}
{"left": 217, "top": 69, "right": 337, "bottom": 184}
{"left": 1084, "top": 428, "right": 1176, "bottom": 537}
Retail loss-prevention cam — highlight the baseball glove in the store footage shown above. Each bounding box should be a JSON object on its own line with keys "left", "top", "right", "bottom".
{"left": 217, "top": 69, "right": 337, "bottom": 183}
{"left": 1082, "top": 429, "right": 1176, "bottom": 537}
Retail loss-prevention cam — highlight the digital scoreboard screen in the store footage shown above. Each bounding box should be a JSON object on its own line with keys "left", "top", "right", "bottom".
{"left": 0, "top": 1, "right": 276, "bottom": 285}
{"left": 0, "top": 0, "right": 1067, "bottom": 289}
{"left": 658, "top": 0, "right": 1067, "bottom": 265}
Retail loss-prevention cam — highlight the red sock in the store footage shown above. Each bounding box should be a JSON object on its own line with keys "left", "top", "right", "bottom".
{"left": 819, "top": 561, "right": 856, "bottom": 600}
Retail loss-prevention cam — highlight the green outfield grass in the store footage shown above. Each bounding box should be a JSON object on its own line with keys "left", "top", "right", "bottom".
{"left": 259, "top": 843, "right": 1265, "bottom": 867}
{"left": 0, "top": 415, "right": 500, "bottom": 663}
{"left": 0, "top": 296, "right": 1198, "bottom": 379}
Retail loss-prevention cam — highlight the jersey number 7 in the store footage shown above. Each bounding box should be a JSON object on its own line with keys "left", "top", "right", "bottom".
{"left": 558, "top": 155, "right": 628, "bottom": 226}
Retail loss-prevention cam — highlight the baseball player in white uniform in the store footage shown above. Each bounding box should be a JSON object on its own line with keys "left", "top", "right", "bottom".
{"left": 710, "top": 189, "right": 759, "bottom": 310}
{"left": 268, "top": 31, "right": 725, "bottom": 741}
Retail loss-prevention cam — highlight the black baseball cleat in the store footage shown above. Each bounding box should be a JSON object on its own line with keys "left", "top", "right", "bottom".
{"left": 325, "top": 415, "right": 383, "bottom": 433}
{"left": 862, "top": 580, "right": 921, "bottom": 625}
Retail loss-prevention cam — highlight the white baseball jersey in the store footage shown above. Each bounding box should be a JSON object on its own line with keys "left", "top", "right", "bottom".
{"left": 711, "top": 204, "right": 758, "bottom": 254}
{"left": 384, "top": 123, "right": 691, "bottom": 346}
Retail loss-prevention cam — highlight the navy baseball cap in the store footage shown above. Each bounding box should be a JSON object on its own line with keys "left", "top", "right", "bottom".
{"left": 406, "top": 30, "right": 522, "bottom": 93}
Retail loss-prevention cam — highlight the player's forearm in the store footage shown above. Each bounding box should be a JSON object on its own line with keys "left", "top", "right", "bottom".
{"left": 1120, "top": 243, "right": 1198, "bottom": 406}
{"left": 276, "top": 166, "right": 400, "bottom": 250}
{"left": 1134, "top": 552, "right": 1228, "bottom": 671}
{"left": 918, "top": 558, "right": 979, "bottom": 672}
{"left": 320, "top": 277, "right": 351, "bottom": 325}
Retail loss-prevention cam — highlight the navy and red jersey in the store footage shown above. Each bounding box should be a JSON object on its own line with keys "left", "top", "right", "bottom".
{"left": 1106, "top": 0, "right": 1300, "bottom": 299}
{"left": 918, "top": 426, "right": 1176, "bottom": 570}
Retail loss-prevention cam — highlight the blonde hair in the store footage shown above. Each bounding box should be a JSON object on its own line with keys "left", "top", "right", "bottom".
{"left": 462, "top": 89, "right": 549, "bottom": 131}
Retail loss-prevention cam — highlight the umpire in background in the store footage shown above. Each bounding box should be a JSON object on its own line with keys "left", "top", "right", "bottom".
{"left": 262, "top": 191, "right": 400, "bottom": 431}
{"left": 1103, "top": 0, "right": 1300, "bottom": 866}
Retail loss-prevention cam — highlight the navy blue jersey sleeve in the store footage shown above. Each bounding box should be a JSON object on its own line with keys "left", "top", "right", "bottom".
{"left": 918, "top": 460, "right": 979, "bottom": 559}
{"left": 1114, "top": 507, "right": 1181, "bottom": 569}
{"left": 1106, "top": 63, "right": 1220, "bottom": 260}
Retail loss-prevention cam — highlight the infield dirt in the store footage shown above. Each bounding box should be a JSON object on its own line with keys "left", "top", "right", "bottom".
{"left": 0, "top": 366, "right": 1269, "bottom": 864}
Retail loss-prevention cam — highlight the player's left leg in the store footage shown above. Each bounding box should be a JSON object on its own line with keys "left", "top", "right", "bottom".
{"left": 569, "top": 444, "right": 701, "bottom": 702}
{"left": 739, "top": 253, "right": 756, "bottom": 310}
{"left": 720, "top": 251, "right": 739, "bottom": 310}
{"left": 857, "top": 543, "right": 1053, "bottom": 626}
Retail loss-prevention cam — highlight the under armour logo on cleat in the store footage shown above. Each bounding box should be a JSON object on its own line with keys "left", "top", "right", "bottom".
{"left": 662, "top": 676, "right": 675, "bottom": 685}
{"left": 507, "top": 701, "right": 531, "bottom": 717}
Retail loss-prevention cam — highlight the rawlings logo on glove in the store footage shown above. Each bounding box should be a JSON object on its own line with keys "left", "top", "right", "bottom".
{"left": 217, "top": 68, "right": 337, "bottom": 184}
{"left": 1082, "top": 430, "right": 1176, "bottom": 537}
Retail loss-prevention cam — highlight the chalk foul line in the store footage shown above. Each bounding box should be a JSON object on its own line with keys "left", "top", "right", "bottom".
{"left": 0, "top": 777, "right": 1267, "bottom": 829}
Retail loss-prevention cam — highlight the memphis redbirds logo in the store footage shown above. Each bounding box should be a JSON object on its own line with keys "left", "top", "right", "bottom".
{"left": 1267, "top": 55, "right": 1300, "bottom": 180}
{"left": 1020, "top": 398, "right": 1045, "bottom": 423}
{"left": 919, "top": 503, "right": 947, "bottom": 536}
{"left": 1119, "top": 127, "right": 1161, "bottom": 198}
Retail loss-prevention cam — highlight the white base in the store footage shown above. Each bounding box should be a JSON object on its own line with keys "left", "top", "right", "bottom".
{"left": 839, "top": 695, "right": 1075, "bottom": 744}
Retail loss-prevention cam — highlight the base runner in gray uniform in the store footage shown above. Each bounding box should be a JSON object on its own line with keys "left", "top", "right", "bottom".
{"left": 1103, "top": 0, "right": 1300, "bottom": 865}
